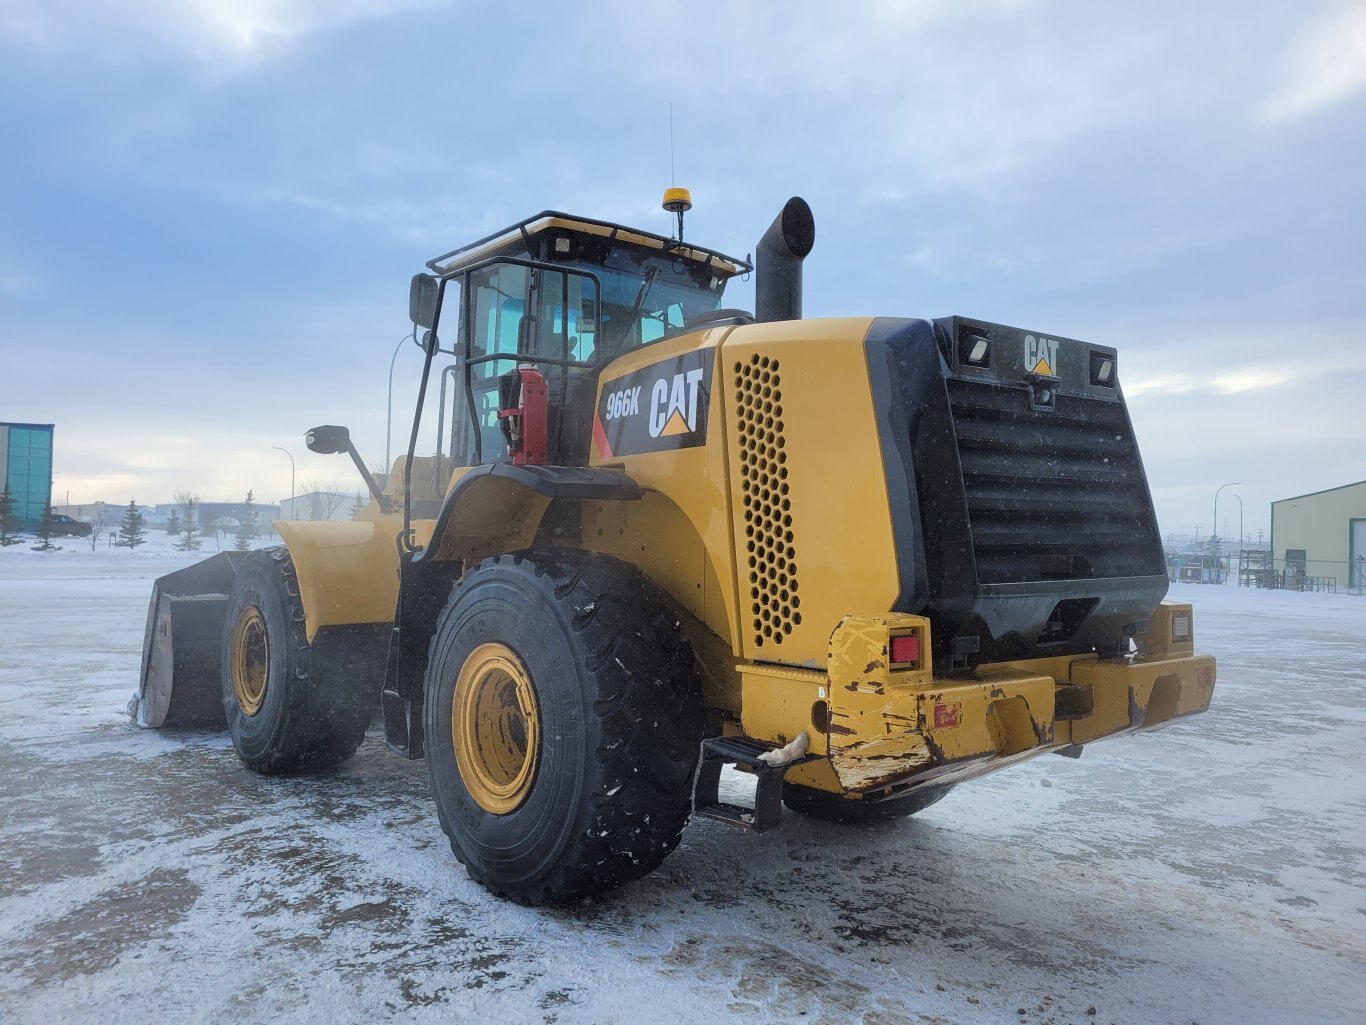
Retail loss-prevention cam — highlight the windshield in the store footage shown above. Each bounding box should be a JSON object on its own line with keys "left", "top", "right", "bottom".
{"left": 589, "top": 263, "right": 723, "bottom": 353}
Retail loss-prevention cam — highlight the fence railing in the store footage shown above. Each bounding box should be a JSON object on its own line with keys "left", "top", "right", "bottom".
{"left": 1164, "top": 552, "right": 1365, "bottom": 595}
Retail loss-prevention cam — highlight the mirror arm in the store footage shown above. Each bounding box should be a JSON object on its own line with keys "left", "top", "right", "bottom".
{"left": 402, "top": 287, "right": 445, "bottom": 552}
{"left": 346, "top": 444, "right": 391, "bottom": 515}
{"left": 305, "top": 424, "right": 392, "bottom": 515}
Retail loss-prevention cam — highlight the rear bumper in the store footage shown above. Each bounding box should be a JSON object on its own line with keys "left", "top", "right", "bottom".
{"left": 739, "top": 607, "right": 1216, "bottom": 795}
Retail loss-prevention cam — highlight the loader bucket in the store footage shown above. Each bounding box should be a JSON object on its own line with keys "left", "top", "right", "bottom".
{"left": 132, "top": 552, "right": 252, "bottom": 728}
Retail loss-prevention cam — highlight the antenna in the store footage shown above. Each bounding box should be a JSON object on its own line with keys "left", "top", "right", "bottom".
{"left": 661, "top": 102, "right": 691, "bottom": 243}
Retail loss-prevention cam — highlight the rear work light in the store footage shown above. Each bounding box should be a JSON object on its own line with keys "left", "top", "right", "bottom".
{"left": 1089, "top": 350, "right": 1116, "bottom": 387}
{"left": 960, "top": 333, "right": 991, "bottom": 367}
{"left": 890, "top": 632, "right": 921, "bottom": 667}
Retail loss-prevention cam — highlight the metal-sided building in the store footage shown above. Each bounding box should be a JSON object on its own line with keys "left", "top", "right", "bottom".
{"left": 1270, "top": 481, "right": 1366, "bottom": 592}
{"left": 278, "top": 491, "right": 360, "bottom": 523}
{"left": 0, "top": 422, "right": 54, "bottom": 531}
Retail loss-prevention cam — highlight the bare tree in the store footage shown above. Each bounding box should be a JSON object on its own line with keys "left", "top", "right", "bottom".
{"left": 86, "top": 502, "right": 113, "bottom": 551}
{"left": 316, "top": 492, "right": 347, "bottom": 520}
{"left": 299, "top": 479, "right": 347, "bottom": 521}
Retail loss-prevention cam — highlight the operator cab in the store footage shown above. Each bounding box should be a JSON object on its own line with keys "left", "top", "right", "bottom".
{"left": 415, "top": 205, "right": 751, "bottom": 470}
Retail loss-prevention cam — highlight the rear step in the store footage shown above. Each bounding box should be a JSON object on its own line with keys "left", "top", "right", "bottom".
{"left": 692, "top": 736, "right": 818, "bottom": 833}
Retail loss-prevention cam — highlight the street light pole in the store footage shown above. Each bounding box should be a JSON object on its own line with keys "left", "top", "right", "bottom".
{"left": 1213, "top": 481, "right": 1241, "bottom": 584}
{"left": 1232, "top": 493, "right": 1244, "bottom": 583}
{"left": 272, "top": 446, "right": 295, "bottom": 520}
{"left": 386, "top": 329, "right": 416, "bottom": 473}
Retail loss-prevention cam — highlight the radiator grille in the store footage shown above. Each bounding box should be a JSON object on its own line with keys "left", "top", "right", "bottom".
{"left": 946, "top": 378, "right": 1164, "bottom": 585}
{"left": 735, "top": 355, "right": 801, "bottom": 647}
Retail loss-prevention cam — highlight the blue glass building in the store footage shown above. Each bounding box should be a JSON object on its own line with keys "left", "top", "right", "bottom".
{"left": 0, "top": 422, "right": 54, "bottom": 531}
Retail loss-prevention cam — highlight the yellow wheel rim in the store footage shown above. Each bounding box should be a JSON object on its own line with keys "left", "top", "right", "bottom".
{"left": 452, "top": 642, "right": 541, "bottom": 815}
{"left": 231, "top": 607, "right": 269, "bottom": 716}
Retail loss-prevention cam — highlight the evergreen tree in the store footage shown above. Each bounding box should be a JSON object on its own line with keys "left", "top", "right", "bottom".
{"left": 32, "top": 501, "right": 60, "bottom": 552}
{"left": 117, "top": 499, "right": 147, "bottom": 548}
{"left": 175, "top": 499, "right": 202, "bottom": 552}
{"left": 234, "top": 490, "right": 258, "bottom": 552}
{"left": 0, "top": 483, "right": 21, "bottom": 546}
{"left": 350, "top": 491, "right": 365, "bottom": 520}
{"left": 165, "top": 507, "right": 182, "bottom": 535}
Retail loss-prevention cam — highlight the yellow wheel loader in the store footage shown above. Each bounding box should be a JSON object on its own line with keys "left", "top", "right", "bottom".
{"left": 133, "top": 192, "right": 1216, "bottom": 903}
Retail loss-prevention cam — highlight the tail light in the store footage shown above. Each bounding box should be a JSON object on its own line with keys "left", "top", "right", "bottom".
{"left": 890, "top": 632, "right": 921, "bottom": 668}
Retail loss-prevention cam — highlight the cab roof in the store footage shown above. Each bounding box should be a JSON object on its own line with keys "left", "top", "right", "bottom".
{"left": 426, "top": 210, "right": 753, "bottom": 279}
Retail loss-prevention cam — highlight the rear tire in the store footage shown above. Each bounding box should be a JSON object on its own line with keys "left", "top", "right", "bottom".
{"left": 221, "top": 547, "right": 372, "bottom": 774}
{"left": 781, "top": 781, "right": 954, "bottom": 824}
{"left": 423, "top": 549, "right": 703, "bottom": 904}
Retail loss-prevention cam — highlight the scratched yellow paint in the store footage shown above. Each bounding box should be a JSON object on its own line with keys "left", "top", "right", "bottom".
{"left": 737, "top": 606, "right": 1216, "bottom": 796}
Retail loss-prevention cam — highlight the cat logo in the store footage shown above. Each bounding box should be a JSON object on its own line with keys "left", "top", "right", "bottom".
{"left": 649, "top": 369, "right": 706, "bottom": 438}
{"left": 1024, "top": 334, "right": 1060, "bottom": 376}
{"left": 594, "top": 351, "right": 712, "bottom": 458}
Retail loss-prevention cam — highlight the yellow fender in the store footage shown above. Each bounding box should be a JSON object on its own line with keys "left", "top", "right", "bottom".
{"left": 275, "top": 517, "right": 404, "bottom": 643}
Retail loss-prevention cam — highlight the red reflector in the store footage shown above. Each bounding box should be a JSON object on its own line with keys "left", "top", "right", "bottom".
{"left": 890, "top": 633, "right": 920, "bottom": 665}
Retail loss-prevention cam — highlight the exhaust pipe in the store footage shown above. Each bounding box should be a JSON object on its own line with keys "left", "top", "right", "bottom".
{"left": 755, "top": 197, "right": 816, "bottom": 323}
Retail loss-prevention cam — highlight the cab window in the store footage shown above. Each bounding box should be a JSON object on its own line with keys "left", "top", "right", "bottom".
{"left": 641, "top": 302, "right": 685, "bottom": 344}
{"left": 468, "top": 263, "right": 527, "bottom": 378}
{"left": 534, "top": 269, "right": 597, "bottom": 363}
{"left": 455, "top": 261, "right": 602, "bottom": 465}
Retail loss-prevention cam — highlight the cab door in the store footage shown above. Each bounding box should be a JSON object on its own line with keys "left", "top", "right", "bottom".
{"left": 452, "top": 261, "right": 529, "bottom": 467}
{"left": 448, "top": 261, "right": 601, "bottom": 469}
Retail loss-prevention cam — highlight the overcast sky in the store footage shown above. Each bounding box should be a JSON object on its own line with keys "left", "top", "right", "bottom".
{"left": 2, "top": 0, "right": 1364, "bottom": 541}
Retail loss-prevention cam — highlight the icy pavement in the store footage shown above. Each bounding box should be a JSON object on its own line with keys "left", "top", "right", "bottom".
{"left": 1, "top": 540, "right": 1363, "bottom": 1025}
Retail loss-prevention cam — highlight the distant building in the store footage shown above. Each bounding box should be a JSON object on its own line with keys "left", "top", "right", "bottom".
{"left": 53, "top": 502, "right": 111, "bottom": 521}
{"left": 151, "top": 500, "right": 282, "bottom": 532}
{"left": 53, "top": 502, "right": 125, "bottom": 527}
{"left": 1271, "top": 481, "right": 1366, "bottom": 592}
{"left": 278, "top": 491, "right": 360, "bottom": 523}
{"left": 0, "top": 422, "right": 54, "bottom": 531}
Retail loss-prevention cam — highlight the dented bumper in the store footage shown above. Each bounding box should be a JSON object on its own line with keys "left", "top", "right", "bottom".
{"left": 739, "top": 602, "right": 1216, "bottom": 796}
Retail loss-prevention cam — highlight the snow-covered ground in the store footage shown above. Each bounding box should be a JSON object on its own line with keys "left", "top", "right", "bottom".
{"left": 1, "top": 537, "right": 1363, "bottom": 1025}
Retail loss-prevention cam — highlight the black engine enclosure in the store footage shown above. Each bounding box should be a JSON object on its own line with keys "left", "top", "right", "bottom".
{"left": 866, "top": 317, "right": 1168, "bottom": 671}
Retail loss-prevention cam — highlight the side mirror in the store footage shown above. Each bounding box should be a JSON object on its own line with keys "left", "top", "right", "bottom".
{"left": 304, "top": 425, "right": 393, "bottom": 514}
{"left": 305, "top": 424, "right": 351, "bottom": 455}
{"left": 409, "top": 273, "right": 439, "bottom": 329}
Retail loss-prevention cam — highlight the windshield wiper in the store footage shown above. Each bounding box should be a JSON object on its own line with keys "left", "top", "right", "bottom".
{"left": 626, "top": 266, "right": 659, "bottom": 343}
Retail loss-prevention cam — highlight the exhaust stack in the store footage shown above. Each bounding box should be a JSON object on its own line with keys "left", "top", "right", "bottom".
{"left": 755, "top": 197, "right": 816, "bottom": 323}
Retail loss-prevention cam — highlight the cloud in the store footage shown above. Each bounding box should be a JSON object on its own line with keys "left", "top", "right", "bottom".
{"left": 1125, "top": 366, "right": 1301, "bottom": 398}
{"left": 1261, "top": 2, "right": 1366, "bottom": 122}
{"left": 0, "top": 0, "right": 437, "bottom": 67}
{"left": 2, "top": 0, "right": 1362, "bottom": 530}
{"left": 1210, "top": 367, "right": 1296, "bottom": 395}
{"left": 0, "top": 265, "right": 37, "bottom": 291}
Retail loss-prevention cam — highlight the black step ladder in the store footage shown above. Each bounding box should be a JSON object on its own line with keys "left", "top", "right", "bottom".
{"left": 693, "top": 736, "right": 818, "bottom": 833}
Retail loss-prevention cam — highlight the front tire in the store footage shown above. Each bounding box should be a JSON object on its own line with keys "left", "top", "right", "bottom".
{"left": 221, "top": 547, "right": 372, "bottom": 773}
{"left": 423, "top": 550, "right": 703, "bottom": 904}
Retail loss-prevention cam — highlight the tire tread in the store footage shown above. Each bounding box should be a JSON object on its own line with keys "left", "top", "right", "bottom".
{"left": 225, "top": 547, "right": 371, "bottom": 774}
{"left": 427, "top": 549, "right": 702, "bottom": 903}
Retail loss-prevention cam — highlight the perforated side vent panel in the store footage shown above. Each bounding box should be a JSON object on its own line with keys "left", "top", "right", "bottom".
{"left": 735, "top": 355, "right": 801, "bottom": 647}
